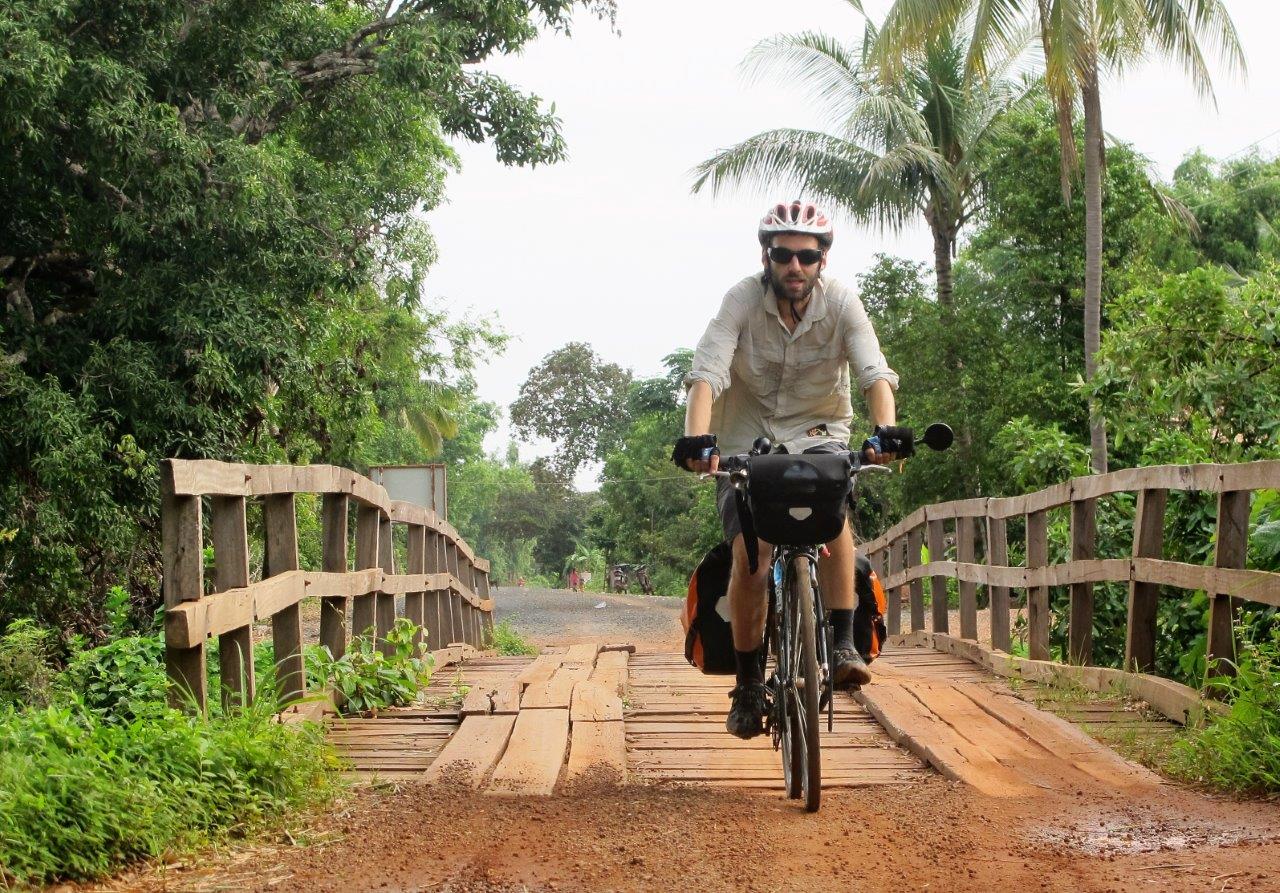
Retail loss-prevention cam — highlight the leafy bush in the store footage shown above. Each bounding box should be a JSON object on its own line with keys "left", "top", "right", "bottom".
{"left": 58, "top": 635, "right": 167, "bottom": 723}
{"left": 307, "top": 619, "right": 434, "bottom": 714}
{"left": 0, "top": 700, "right": 339, "bottom": 885}
{"left": 491, "top": 619, "right": 539, "bottom": 656}
{"left": 1169, "top": 628, "right": 1280, "bottom": 794}
{"left": 0, "top": 619, "right": 58, "bottom": 708}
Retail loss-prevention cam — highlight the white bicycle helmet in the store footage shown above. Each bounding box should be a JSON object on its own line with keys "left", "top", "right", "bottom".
{"left": 757, "top": 200, "right": 834, "bottom": 247}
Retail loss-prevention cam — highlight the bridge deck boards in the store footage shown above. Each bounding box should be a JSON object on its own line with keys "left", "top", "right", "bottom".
{"left": 626, "top": 650, "right": 928, "bottom": 789}
{"left": 326, "top": 654, "right": 535, "bottom": 775}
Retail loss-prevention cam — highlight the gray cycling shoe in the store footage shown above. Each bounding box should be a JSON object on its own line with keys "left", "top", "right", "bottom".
{"left": 726, "top": 681, "right": 772, "bottom": 739}
{"left": 833, "top": 647, "right": 873, "bottom": 687}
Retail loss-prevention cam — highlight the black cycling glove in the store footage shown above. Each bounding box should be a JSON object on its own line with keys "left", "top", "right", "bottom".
{"left": 863, "top": 425, "right": 915, "bottom": 458}
{"left": 672, "top": 434, "right": 719, "bottom": 470}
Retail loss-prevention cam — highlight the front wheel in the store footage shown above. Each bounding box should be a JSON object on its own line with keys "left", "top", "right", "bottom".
{"left": 790, "top": 555, "right": 822, "bottom": 812}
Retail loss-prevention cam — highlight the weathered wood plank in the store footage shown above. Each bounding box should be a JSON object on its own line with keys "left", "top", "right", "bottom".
{"left": 927, "top": 518, "right": 948, "bottom": 634}
{"left": 488, "top": 708, "right": 570, "bottom": 796}
{"left": 320, "top": 493, "right": 349, "bottom": 662}
{"left": 1207, "top": 490, "right": 1249, "bottom": 682}
{"left": 162, "top": 462, "right": 207, "bottom": 711}
{"left": 1126, "top": 488, "right": 1167, "bottom": 672}
{"left": 907, "top": 525, "right": 924, "bottom": 632}
{"left": 571, "top": 681, "right": 623, "bottom": 722}
{"left": 566, "top": 721, "right": 627, "bottom": 784}
{"left": 211, "top": 495, "right": 253, "bottom": 710}
{"left": 265, "top": 494, "right": 304, "bottom": 705}
{"left": 1069, "top": 497, "right": 1097, "bottom": 665}
{"left": 351, "top": 504, "right": 380, "bottom": 640}
{"left": 986, "top": 515, "right": 1010, "bottom": 652}
{"left": 1025, "top": 509, "right": 1049, "bottom": 661}
{"left": 423, "top": 715, "right": 517, "bottom": 788}
{"left": 956, "top": 516, "right": 977, "bottom": 641}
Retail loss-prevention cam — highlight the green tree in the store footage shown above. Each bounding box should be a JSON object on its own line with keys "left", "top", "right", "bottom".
{"left": 0, "top": 0, "right": 612, "bottom": 630}
{"left": 878, "top": 0, "right": 1244, "bottom": 474}
{"left": 692, "top": 15, "right": 1031, "bottom": 308}
{"left": 510, "top": 342, "right": 633, "bottom": 478}
{"left": 1170, "top": 151, "right": 1280, "bottom": 274}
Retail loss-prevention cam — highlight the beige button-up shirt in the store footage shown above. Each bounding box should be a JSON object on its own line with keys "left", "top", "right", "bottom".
{"left": 685, "top": 273, "right": 899, "bottom": 456}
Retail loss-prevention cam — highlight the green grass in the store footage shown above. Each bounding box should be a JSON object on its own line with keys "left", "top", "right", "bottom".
{"left": 0, "top": 627, "right": 345, "bottom": 886}
{"left": 491, "top": 619, "right": 538, "bottom": 656}
{"left": 0, "top": 699, "right": 342, "bottom": 886}
{"left": 1166, "top": 630, "right": 1280, "bottom": 795}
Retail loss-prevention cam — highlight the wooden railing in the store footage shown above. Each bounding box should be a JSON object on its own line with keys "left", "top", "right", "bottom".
{"left": 860, "top": 461, "right": 1280, "bottom": 685}
{"left": 160, "top": 459, "right": 494, "bottom": 713}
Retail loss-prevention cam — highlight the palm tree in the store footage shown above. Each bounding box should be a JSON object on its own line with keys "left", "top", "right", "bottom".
{"left": 691, "top": 19, "right": 1033, "bottom": 309}
{"left": 876, "top": 0, "right": 1244, "bottom": 473}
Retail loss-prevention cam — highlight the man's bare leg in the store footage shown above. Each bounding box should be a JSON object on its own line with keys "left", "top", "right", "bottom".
{"left": 729, "top": 533, "right": 770, "bottom": 650}
{"left": 725, "top": 533, "right": 772, "bottom": 739}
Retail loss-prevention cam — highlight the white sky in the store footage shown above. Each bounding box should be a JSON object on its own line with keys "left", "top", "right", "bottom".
{"left": 424, "top": 0, "right": 1280, "bottom": 487}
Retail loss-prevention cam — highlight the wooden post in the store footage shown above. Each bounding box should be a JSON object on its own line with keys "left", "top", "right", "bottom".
{"left": 907, "top": 525, "right": 925, "bottom": 632}
{"left": 376, "top": 515, "right": 395, "bottom": 655}
{"left": 956, "top": 516, "right": 977, "bottom": 641}
{"left": 162, "top": 462, "right": 207, "bottom": 712}
{"left": 885, "top": 543, "right": 902, "bottom": 636}
{"left": 320, "top": 493, "right": 349, "bottom": 661}
{"left": 425, "top": 530, "right": 446, "bottom": 651}
{"left": 928, "top": 517, "right": 948, "bottom": 634}
{"left": 446, "top": 541, "right": 465, "bottom": 644}
{"left": 478, "top": 569, "right": 494, "bottom": 645}
{"left": 352, "top": 504, "right": 380, "bottom": 640}
{"left": 1068, "top": 497, "right": 1097, "bottom": 665}
{"left": 1026, "top": 509, "right": 1049, "bottom": 661}
{"left": 1207, "top": 490, "right": 1250, "bottom": 682}
{"left": 1125, "top": 488, "right": 1167, "bottom": 672}
{"left": 211, "top": 495, "right": 253, "bottom": 711}
{"left": 406, "top": 524, "right": 427, "bottom": 649}
{"left": 987, "top": 515, "right": 1011, "bottom": 652}
{"left": 264, "top": 494, "right": 303, "bottom": 706}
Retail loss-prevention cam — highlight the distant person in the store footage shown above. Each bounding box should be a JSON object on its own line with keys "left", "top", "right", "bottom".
{"left": 518, "top": 575, "right": 527, "bottom": 589}
{"left": 568, "top": 567, "right": 581, "bottom": 592}
{"left": 674, "top": 200, "right": 909, "bottom": 740}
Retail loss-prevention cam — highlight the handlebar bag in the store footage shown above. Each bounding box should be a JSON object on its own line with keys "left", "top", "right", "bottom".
{"left": 745, "top": 453, "right": 853, "bottom": 546}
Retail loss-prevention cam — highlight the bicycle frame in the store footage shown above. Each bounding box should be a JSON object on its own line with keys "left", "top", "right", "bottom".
{"left": 765, "top": 544, "right": 835, "bottom": 739}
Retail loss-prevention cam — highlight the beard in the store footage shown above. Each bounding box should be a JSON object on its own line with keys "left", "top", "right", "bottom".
{"left": 765, "top": 264, "right": 821, "bottom": 308}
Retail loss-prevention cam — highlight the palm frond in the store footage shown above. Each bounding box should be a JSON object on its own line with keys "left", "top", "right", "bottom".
{"left": 742, "top": 32, "right": 869, "bottom": 122}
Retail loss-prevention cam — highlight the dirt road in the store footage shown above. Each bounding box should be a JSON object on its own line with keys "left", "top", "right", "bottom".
{"left": 102, "top": 590, "right": 1280, "bottom": 893}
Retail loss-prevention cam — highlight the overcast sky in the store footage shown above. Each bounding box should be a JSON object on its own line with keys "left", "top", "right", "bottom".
{"left": 423, "top": 0, "right": 1279, "bottom": 487}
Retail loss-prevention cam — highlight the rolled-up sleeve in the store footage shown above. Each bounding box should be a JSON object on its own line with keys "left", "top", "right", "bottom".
{"left": 684, "top": 287, "right": 747, "bottom": 401}
{"left": 842, "top": 293, "right": 899, "bottom": 393}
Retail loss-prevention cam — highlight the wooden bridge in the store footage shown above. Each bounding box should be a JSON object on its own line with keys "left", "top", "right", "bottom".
{"left": 161, "top": 458, "right": 1280, "bottom": 799}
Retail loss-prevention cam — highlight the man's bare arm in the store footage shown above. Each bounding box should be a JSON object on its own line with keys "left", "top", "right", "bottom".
{"left": 864, "top": 379, "right": 896, "bottom": 429}
{"left": 681, "top": 380, "right": 719, "bottom": 473}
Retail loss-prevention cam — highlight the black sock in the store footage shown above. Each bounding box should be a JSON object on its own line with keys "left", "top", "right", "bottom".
{"left": 830, "top": 608, "right": 855, "bottom": 652}
{"left": 734, "top": 646, "right": 764, "bottom": 685}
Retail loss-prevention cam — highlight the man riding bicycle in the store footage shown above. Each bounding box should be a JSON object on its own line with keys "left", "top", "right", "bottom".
{"left": 673, "top": 201, "right": 912, "bottom": 740}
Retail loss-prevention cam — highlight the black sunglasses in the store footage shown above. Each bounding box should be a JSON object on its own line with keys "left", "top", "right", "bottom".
{"left": 768, "top": 246, "right": 825, "bottom": 265}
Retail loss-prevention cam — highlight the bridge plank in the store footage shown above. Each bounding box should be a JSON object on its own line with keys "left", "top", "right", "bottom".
{"left": 566, "top": 720, "right": 627, "bottom": 784}
{"left": 854, "top": 681, "right": 1036, "bottom": 798}
{"left": 590, "top": 649, "right": 628, "bottom": 698}
{"left": 423, "top": 715, "right": 517, "bottom": 789}
{"left": 571, "top": 681, "right": 623, "bottom": 722}
{"left": 488, "top": 708, "right": 570, "bottom": 796}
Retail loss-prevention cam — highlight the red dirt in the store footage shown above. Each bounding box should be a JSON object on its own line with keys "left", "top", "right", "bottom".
{"left": 98, "top": 774, "right": 1280, "bottom": 893}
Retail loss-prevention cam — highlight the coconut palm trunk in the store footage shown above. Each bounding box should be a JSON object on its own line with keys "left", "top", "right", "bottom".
{"left": 927, "top": 207, "right": 955, "bottom": 309}
{"left": 1082, "top": 60, "right": 1107, "bottom": 474}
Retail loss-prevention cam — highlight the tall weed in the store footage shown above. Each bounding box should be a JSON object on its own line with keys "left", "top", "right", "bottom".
{"left": 1169, "top": 629, "right": 1280, "bottom": 794}
{"left": 0, "top": 619, "right": 57, "bottom": 708}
